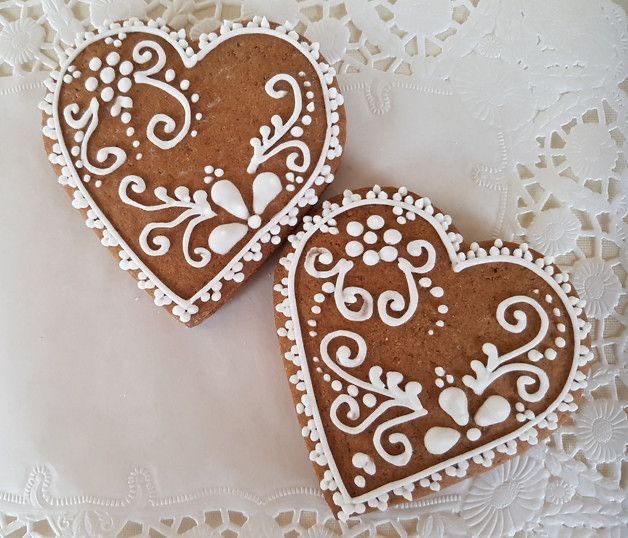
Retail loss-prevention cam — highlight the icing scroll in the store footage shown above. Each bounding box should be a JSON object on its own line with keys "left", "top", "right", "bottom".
{"left": 63, "top": 98, "right": 126, "bottom": 176}
{"left": 462, "top": 295, "right": 551, "bottom": 402}
{"left": 119, "top": 175, "right": 215, "bottom": 267}
{"left": 320, "top": 331, "right": 427, "bottom": 467}
{"left": 132, "top": 40, "right": 191, "bottom": 150}
{"left": 248, "top": 73, "right": 311, "bottom": 174}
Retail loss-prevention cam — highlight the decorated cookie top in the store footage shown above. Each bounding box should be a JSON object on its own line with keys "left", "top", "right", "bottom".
{"left": 41, "top": 17, "right": 344, "bottom": 325}
{"left": 274, "top": 186, "right": 592, "bottom": 520}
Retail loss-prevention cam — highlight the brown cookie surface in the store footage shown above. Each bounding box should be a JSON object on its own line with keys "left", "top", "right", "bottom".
{"left": 42, "top": 17, "right": 345, "bottom": 326}
{"left": 274, "top": 186, "right": 591, "bottom": 519}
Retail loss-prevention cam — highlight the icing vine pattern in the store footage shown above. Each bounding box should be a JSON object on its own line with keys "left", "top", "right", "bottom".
{"left": 63, "top": 38, "right": 314, "bottom": 268}
{"left": 299, "top": 208, "right": 574, "bottom": 485}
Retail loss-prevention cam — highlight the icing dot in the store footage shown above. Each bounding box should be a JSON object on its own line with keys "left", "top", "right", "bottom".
{"left": 311, "top": 305, "right": 321, "bottom": 314}
{"left": 95, "top": 180, "right": 102, "bottom": 188}
{"left": 100, "top": 67, "right": 115, "bottom": 84}
{"left": 204, "top": 165, "right": 214, "bottom": 174}
{"left": 135, "top": 153, "right": 143, "bottom": 160}
{"left": 126, "top": 127, "right": 135, "bottom": 137}
{"left": 430, "top": 287, "right": 444, "bottom": 298}
{"left": 72, "top": 70, "right": 81, "bottom": 79}
{"left": 191, "top": 130, "right": 198, "bottom": 137}
{"left": 114, "top": 39, "right": 122, "bottom": 47}
{"left": 309, "top": 331, "right": 317, "bottom": 337}
{"left": 83, "top": 174, "right": 90, "bottom": 182}
{"left": 323, "top": 374, "right": 331, "bottom": 382}
{"left": 290, "top": 126, "right": 304, "bottom": 137}
{"left": 88, "top": 57, "right": 102, "bottom": 71}
{"left": 121, "top": 112, "right": 132, "bottom": 124}
{"left": 362, "top": 250, "right": 379, "bottom": 266}
{"left": 419, "top": 277, "right": 432, "bottom": 287}
{"left": 379, "top": 246, "right": 398, "bottom": 262}
{"left": 345, "top": 240, "right": 363, "bottom": 257}
{"left": 515, "top": 402, "right": 525, "bottom": 412}
{"left": 215, "top": 168, "right": 224, "bottom": 177}
{"left": 445, "top": 374, "right": 454, "bottom": 383}
{"left": 105, "top": 37, "right": 113, "bottom": 45}
{"left": 71, "top": 145, "right": 80, "bottom": 156}
{"left": 545, "top": 348, "right": 557, "bottom": 360}
{"left": 435, "top": 378, "right": 444, "bottom": 387}
{"left": 180, "top": 79, "right": 190, "bottom": 90}
{"left": 195, "top": 112, "right": 202, "bottom": 120}
{"left": 346, "top": 221, "right": 363, "bottom": 237}
{"left": 435, "top": 367, "right": 445, "bottom": 376}
{"left": 100, "top": 86, "right": 114, "bottom": 102}
{"left": 428, "top": 329, "right": 434, "bottom": 335}
{"left": 106, "top": 52, "right": 120, "bottom": 66}
{"left": 165, "top": 69, "right": 175, "bottom": 82}
{"left": 85, "top": 77, "right": 98, "bottom": 91}
{"left": 557, "top": 323, "right": 566, "bottom": 332}
{"left": 545, "top": 294, "right": 553, "bottom": 303}
{"left": 117, "top": 77, "right": 132, "bottom": 92}
{"left": 191, "top": 93, "right": 199, "bottom": 103}
{"left": 132, "top": 140, "right": 140, "bottom": 148}
{"left": 306, "top": 102, "right": 315, "bottom": 112}
{"left": 314, "top": 293, "right": 325, "bottom": 303}
{"left": 348, "top": 385, "right": 358, "bottom": 397}
{"left": 363, "top": 394, "right": 376, "bottom": 407}
{"left": 354, "top": 476, "right": 366, "bottom": 488}
{"left": 555, "top": 337, "right": 566, "bottom": 348}
{"left": 553, "top": 308, "right": 562, "bottom": 317}
{"left": 436, "top": 320, "right": 445, "bottom": 327}
{"left": 63, "top": 74, "right": 73, "bottom": 84}
{"left": 331, "top": 380, "right": 342, "bottom": 392}
{"left": 466, "top": 428, "right": 481, "bottom": 441}
{"left": 306, "top": 91, "right": 314, "bottom": 99}
{"left": 383, "top": 229, "right": 402, "bottom": 245}
{"left": 74, "top": 131, "right": 84, "bottom": 143}
{"left": 367, "top": 215, "right": 385, "bottom": 230}
{"left": 304, "top": 80, "right": 311, "bottom": 87}
{"left": 322, "top": 282, "right": 335, "bottom": 294}
{"left": 119, "top": 61, "right": 133, "bottom": 75}
{"left": 363, "top": 231, "right": 377, "bottom": 244}
{"left": 203, "top": 177, "right": 212, "bottom": 184}
{"left": 247, "top": 215, "right": 261, "bottom": 229}
{"left": 438, "top": 305, "right": 448, "bottom": 314}
{"left": 301, "top": 115, "right": 312, "bottom": 125}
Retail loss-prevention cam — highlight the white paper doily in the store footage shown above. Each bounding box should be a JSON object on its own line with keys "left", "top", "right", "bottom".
{"left": 0, "top": 1, "right": 626, "bottom": 536}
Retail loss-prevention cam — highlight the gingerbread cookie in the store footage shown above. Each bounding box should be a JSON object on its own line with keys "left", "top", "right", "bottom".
{"left": 274, "top": 186, "right": 592, "bottom": 519}
{"left": 41, "top": 17, "right": 344, "bottom": 326}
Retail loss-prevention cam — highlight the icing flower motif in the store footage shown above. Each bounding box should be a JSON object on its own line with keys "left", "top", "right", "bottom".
{"left": 461, "top": 455, "right": 548, "bottom": 537}
{"left": 526, "top": 208, "right": 581, "bottom": 256}
{"left": 572, "top": 399, "right": 628, "bottom": 463}
{"left": 564, "top": 123, "right": 619, "bottom": 181}
{"left": 304, "top": 18, "right": 350, "bottom": 65}
{"left": 0, "top": 19, "right": 45, "bottom": 67}
{"left": 544, "top": 477, "right": 577, "bottom": 505}
{"left": 571, "top": 258, "right": 621, "bottom": 319}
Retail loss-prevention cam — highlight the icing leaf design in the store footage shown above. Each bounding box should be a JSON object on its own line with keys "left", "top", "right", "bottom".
{"left": 247, "top": 73, "right": 311, "bottom": 174}
{"left": 462, "top": 295, "right": 551, "bottom": 402}
{"left": 119, "top": 175, "right": 216, "bottom": 268}
{"left": 320, "top": 331, "right": 427, "bottom": 467}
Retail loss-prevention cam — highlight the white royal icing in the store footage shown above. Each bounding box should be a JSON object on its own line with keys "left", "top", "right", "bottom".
{"left": 275, "top": 186, "right": 591, "bottom": 520}
{"left": 41, "top": 17, "right": 343, "bottom": 322}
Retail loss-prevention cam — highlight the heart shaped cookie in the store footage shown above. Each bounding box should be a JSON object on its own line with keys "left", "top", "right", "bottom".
{"left": 274, "top": 186, "right": 592, "bottom": 519}
{"left": 41, "top": 17, "right": 344, "bottom": 326}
